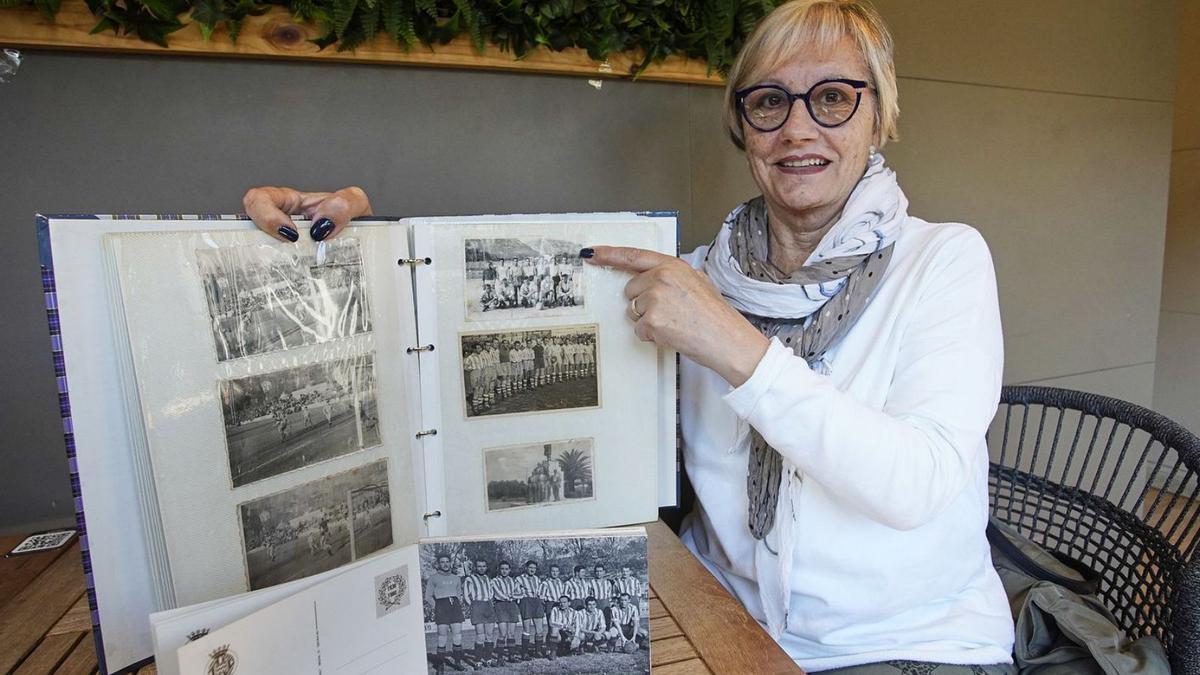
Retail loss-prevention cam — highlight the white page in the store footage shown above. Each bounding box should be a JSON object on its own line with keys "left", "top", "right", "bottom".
{"left": 178, "top": 545, "right": 425, "bottom": 675}
{"left": 151, "top": 559, "right": 367, "bottom": 675}
{"left": 409, "top": 214, "right": 673, "bottom": 536}
{"left": 108, "top": 224, "right": 420, "bottom": 606}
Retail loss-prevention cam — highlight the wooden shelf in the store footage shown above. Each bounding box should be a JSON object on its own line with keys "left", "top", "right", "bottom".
{"left": 0, "top": 0, "right": 726, "bottom": 86}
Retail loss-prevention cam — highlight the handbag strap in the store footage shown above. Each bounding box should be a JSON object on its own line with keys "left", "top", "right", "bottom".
{"left": 986, "top": 520, "right": 1102, "bottom": 596}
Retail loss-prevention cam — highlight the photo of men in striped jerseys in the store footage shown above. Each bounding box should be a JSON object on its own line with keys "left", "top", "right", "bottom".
{"left": 459, "top": 325, "right": 598, "bottom": 419}
{"left": 417, "top": 532, "right": 649, "bottom": 674}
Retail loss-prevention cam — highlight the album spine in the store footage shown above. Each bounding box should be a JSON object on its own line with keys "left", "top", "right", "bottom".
{"left": 37, "top": 214, "right": 109, "bottom": 675}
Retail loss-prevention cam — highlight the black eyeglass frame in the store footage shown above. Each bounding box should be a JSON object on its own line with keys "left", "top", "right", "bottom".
{"left": 735, "top": 78, "right": 872, "bottom": 133}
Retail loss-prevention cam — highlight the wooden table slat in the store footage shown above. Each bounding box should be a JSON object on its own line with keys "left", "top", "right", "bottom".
{"left": 646, "top": 520, "right": 802, "bottom": 674}
{"left": 0, "top": 542, "right": 86, "bottom": 673}
{"left": 649, "top": 614, "right": 685, "bottom": 641}
{"left": 648, "top": 597, "right": 669, "bottom": 620}
{"left": 0, "top": 533, "right": 74, "bottom": 613}
{"left": 54, "top": 630, "right": 98, "bottom": 675}
{"left": 136, "top": 664, "right": 160, "bottom": 675}
{"left": 650, "top": 635, "right": 700, "bottom": 667}
{"left": 652, "top": 657, "right": 715, "bottom": 674}
{"left": 47, "top": 594, "right": 92, "bottom": 636}
{"left": 11, "top": 631, "right": 84, "bottom": 674}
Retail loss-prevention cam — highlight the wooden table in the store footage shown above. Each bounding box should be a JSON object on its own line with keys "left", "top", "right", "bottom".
{"left": 0, "top": 521, "right": 801, "bottom": 674}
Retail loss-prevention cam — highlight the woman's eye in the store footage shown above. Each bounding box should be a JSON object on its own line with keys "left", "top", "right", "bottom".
{"left": 820, "top": 90, "right": 848, "bottom": 105}
{"left": 763, "top": 93, "right": 786, "bottom": 108}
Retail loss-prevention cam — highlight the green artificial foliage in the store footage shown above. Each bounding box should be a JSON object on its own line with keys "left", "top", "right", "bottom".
{"left": 5, "top": 0, "right": 779, "bottom": 75}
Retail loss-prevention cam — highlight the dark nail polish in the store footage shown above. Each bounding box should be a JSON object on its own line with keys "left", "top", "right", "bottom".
{"left": 579, "top": 248, "right": 594, "bottom": 259}
{"left": 310, "top": 218, "right": 334, "bottom": 241}
{"left": 277, "top": 225, "right": 299, "bottom": 242}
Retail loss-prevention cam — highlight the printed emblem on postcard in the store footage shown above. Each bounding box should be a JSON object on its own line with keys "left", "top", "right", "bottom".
{"left": 206, "top": 644, "right": 238, "bottom": 675}
{"left": 374, "top": 564, "right": 411, "bottom": 618}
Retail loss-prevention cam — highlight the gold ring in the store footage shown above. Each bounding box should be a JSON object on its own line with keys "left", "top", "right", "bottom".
{"left": 631, "top": 296, "right": 644, "bottom": 318}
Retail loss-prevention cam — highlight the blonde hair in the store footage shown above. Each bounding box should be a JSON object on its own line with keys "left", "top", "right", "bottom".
{"left": 723, "top": 0, "right": 899, "bottom": 150}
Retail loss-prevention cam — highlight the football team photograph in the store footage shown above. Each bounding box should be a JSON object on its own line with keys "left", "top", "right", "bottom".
{"left": 238, "top": 459, "right": 392, "bottom": 591}
{"left": 460, "top": 326, "right": 598, "bottom": 419}
{"left": 197, "top": 237, "right": 373, "bottom": 361}
{"left": 418, "top": 534, "right": 649, "bottom": 674}
{"left": 220, "top": 355, "right": 382, "bottom": 488}
{"left": 463, "top": 237, "right": 585, "bottom": 321}
{"left": 483, "top": 439, "right": 595, "bottom": 513}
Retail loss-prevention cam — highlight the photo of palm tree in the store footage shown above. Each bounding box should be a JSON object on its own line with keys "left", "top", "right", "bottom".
{"left": 483, "top": 439, "right": 595, "bottom": 512}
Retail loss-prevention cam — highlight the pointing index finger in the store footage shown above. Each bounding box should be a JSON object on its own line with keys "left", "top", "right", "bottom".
{"left": 583, "top": 245, "right": 677, "bottom": 273}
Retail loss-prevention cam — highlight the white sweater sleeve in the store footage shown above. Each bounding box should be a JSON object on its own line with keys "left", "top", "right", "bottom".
{"left": 721, "top": 228, "right": 1003, "bottom": 531}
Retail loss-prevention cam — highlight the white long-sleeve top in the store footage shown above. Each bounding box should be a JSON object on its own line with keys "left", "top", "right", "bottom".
{"left": 680, "top": 218, "right": 1016, "bottom": 672}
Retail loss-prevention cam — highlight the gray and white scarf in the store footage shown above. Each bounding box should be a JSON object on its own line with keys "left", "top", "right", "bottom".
{"left": 702, "top": 151, "right": 907, "bottom": 638}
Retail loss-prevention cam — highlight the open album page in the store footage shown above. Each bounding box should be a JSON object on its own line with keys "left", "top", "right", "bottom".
{"left": 411, "top": 216, "right": 672, "bottom": 536}
{"left": 107, "top": 222, "right": 420, "bottom": 607}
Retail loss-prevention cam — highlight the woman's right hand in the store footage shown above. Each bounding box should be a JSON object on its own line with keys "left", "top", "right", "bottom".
{"left": 241, "top": 186, "right": 373, "bottom": 242}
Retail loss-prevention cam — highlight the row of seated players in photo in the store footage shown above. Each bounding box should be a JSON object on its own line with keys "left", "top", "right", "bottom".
{"left": 425, "top": 557, "right": 647, "bottom": 672}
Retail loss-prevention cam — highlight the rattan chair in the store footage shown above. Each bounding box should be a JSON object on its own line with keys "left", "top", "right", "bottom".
{"left": 990, "top": 386, "right": 1200, "bottom": 674}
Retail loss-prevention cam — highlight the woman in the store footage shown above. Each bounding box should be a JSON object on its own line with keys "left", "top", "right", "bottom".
{"left": 242, "top": 2, "right": 1015, "bottom": 671}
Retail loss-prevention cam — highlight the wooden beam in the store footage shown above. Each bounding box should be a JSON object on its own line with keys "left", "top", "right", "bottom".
{"left": 0, "top": 0, "right": 726, "bottom": 86}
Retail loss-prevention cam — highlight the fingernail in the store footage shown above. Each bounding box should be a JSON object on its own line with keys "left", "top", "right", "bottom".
{"left": 310, "top": 218, "right": 334, "bottom": 241}
{"left": 579, "top": 248, "right": 594, "bottom": 259}
{"left": 277, "top": 225, "right": 299, "bottom": 242}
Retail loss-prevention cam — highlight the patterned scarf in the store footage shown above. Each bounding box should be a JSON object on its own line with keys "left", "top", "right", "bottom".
{"left": 702, "top": 152, "right": 908, "bottom": 636}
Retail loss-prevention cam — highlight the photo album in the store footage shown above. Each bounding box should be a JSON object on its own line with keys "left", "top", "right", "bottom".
{"left": 38, "top": 212, "right": 677, "bottom": 673}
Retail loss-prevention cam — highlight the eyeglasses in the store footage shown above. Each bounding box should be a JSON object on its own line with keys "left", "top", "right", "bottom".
{"left": 735, "top": 79, "right": 871, "bottom": 132}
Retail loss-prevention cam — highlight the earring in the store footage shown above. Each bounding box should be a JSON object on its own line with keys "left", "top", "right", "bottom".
{"left": 868, "top": 144, "right": 877, "bottom": 158}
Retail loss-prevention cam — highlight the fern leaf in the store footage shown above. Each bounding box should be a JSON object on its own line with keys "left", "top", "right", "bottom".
{"left": 360, "top": 1, "right": 380, "bottom": 40}
{"left": 331, "top": 0, "right": 358, "bottom": 38}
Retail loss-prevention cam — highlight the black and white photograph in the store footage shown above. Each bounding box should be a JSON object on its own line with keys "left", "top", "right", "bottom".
{"left": 197, "top": 237, "right": 373, "bottom": 361}
{"left": 460, "top": 325, "right": 598, "bottom": 419}
{"left": 464, "top": 237, "right": 585, "bottom": 321}
{"left": 238, "top": 459, "right": 392, "bottom": 591}
{"left": 418, "top": 533, "right": 649, "bottom": 674}
{"left": 483, "top": 439, "right": 595, "bottom": 513}
{"left": 220, "top": 355, "right": 382, "bottom": 488}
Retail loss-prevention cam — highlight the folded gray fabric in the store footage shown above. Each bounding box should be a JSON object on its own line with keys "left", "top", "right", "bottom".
{"left": 990, "top": 521, "right": 1171, "bottom": 675}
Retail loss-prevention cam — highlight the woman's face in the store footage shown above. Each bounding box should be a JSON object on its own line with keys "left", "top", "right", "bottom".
{"left": 742, "top": 35, "right": 877, "bottom": 231}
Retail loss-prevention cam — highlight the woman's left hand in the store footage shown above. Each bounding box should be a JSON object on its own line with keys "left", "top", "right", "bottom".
{"left": 584, "top": 246, "right": 770, "bottom": 387}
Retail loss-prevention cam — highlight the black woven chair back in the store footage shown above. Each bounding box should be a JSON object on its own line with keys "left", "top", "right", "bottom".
{"left": 988, "top": 385, "right": 1200, "bottom": 664}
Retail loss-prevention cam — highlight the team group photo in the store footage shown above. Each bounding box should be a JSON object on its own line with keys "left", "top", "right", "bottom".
{"left": 418, "top": 535, "right": 650, "bottom": 674}
{"left": 197, "top": 237, "right": 373, "bottom": 362}
{"left": 238, "top": 459, "right": 393, "bottom": 590}
{"left": 460, "top": 326, "right": 598, "bottom": 418}
{"left": 463, "top": 237, "right": 585, "bottom": 321}
{"left": 219, "top": 355, "right": 382, "bottom": 488}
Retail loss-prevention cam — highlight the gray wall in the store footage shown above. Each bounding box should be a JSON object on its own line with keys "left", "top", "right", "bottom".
{"left": 0, "top": 0, "right": 1182, "bottom": 533}
{"left": 1155, "top": 0, "right": 1200, "bottom": 434}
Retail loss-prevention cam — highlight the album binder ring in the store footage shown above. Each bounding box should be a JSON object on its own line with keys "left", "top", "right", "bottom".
{"left": 397, "top": 257, "right": 432, "bottom": 266}
{"left": 415, "top": 429, "right": 438, "bottom": 438}
{"left": 406, "top": 344, "right": 435, "bottom": 353}
{"left": 423, "top": 510, "right": 442, "bottom": 521}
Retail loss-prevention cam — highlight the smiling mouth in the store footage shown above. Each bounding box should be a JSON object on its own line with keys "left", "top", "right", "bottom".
{"left": 778, "top": 158, "right": 831, "bottom": 168}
